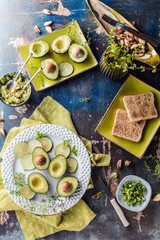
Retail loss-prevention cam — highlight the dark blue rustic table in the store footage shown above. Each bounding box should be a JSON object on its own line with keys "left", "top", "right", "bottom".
{"left": 0, "top": 0, "right": 160, "bottom": 239}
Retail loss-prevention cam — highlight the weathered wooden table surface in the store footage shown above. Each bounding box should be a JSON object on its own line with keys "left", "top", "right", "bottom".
{"left": 0, "top": 0, "right": 160, "bottom": 239}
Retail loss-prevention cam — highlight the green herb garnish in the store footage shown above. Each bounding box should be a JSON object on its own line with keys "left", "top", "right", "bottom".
{"left": 63, "top": 139, "right": 71, "bottom": 148}
{"left": 144, "top": 155, "right": 160, "bottom": 176}
{"left": 36, "top": 131, "right": 46, "bottom": 140}
{"left": 122, "top": 181, "right": 146, "bottom": 206}
{"left": 0, "top": 178, "right": 3, "bottom": 187}
{"left": 83, "top": 97, "right": 90, "bottom": 102}
{"left": 86, "top": 27, "right": 91, "bottom": 45}
{"left": 72, "top": 145, "right": 78, "bottom": 156}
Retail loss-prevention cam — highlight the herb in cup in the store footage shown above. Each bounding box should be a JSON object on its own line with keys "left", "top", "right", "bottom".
{"left": 122, "top": 181, "right": 146, "bottom": 206}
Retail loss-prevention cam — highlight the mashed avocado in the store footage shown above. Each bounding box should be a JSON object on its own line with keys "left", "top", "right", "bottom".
{"left": 0, "top": 72, "right": 31, "bottom": 106}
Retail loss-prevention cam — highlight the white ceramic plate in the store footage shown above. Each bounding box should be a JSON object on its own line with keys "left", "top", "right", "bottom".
{"left": 116, "top": 175, "right": 152, "bottom": 212}
{"left": 2, "top": 124, "right": 91, "bottom": 215}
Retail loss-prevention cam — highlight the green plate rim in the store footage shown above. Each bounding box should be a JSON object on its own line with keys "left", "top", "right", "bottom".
{"left": 18, "top": 20, "right": 98, "bottom": 92}
{"left": 95, "top": 74, "right": 160, "bottom": 159}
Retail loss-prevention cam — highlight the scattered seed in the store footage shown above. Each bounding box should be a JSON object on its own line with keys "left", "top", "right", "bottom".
{"left": 46, "top": 26, "right": 53, "bottom": 33}
{"left": 43, "top": 9, "right": 52, "bottom": 15}
{"left": 0, "top": 127, "right": 6, "bottom": 136}
{"left": 92, "top": 192, "right": 103, "bottom": 199}
{"left": 44, "top": 21, "right": 53, "bottom": 27}
{"left": 34, "top": 25, "right": 41, "bottom": 34}
{"left": 0, "top": 117, "right": 4, "bottom": 122}
{"left": 9, "top": 115, "right": 18, "bottom": 120}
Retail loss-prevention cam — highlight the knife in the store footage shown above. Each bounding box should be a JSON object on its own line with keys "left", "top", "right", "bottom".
{"left": 102, "top": 14, "right": 159, "bottom": 48}
{"left": 99, "top": 176, "right": 129, "bottom": 227}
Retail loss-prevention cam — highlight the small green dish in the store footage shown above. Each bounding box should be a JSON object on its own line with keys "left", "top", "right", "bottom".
{"left": 96, "top": 75, "right": 160, "bottom": 158}
{"left": 18, "top": 21, "right": 98, "bottom": 92}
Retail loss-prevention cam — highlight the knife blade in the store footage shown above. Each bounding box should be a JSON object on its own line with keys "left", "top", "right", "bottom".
{"left": 102, "top": 14, "right": 159, "bottom": 48}
{"left": 99, "top": 176, "right": 129, "bottom": 227}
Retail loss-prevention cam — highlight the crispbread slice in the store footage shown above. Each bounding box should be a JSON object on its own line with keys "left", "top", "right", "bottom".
{"left": 112, "top": 109, "right": 146, "bottom": 142}
{"left": 123, "top": 92, "right": 158, "bottom": 122}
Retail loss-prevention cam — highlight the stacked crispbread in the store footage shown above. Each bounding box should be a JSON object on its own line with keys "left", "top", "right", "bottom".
{"left": 112, "top": 92, "right": 158, "bottom": 142}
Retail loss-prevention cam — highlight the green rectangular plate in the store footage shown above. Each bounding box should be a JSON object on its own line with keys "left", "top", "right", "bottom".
{"left": 96, "top": 75, "right": 160, "bottom": 158}
{"left": 18, "top": 21, "right": 98, "bottom": 91}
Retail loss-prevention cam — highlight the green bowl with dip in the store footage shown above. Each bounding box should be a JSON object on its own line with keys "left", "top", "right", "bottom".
{"left": 0, "top": 72, "right": 31, "bottom": 107}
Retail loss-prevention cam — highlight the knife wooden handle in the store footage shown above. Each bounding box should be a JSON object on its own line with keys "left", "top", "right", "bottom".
{"left": 110, "top": 198, "right": 129, "bottom": 227}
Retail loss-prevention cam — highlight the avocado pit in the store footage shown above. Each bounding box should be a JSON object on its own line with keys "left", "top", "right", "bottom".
{"left": 44, "top": 62, "right": 56, "bottom": 73}
{"left": 35, "top": 155, "right": 46, "bottom": 166}
{"left": 61, "top": 181, "right": 73, "bottom": 193}
{"left": 72, "top": 47, "right": 85, "bottom": 59}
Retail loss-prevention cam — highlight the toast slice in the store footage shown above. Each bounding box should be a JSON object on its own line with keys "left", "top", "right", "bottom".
{"left": 123, "top": 92, "right": 158, "bottom": 122}
{"left": 112, "top": 109, "right": 146, "bottom": 142}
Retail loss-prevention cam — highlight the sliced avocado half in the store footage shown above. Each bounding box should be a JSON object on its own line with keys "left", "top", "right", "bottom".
{"left": 57, "top": 176, "right": 78, "bottom": 197}
{"left": 51, "top": 34, "right": 71, "bottom": 54}
{"left": 29, "top": 40, "right": 49, "bottom": 58}
{"left": 28, "top": 173, "right": 49, "bottom": 194}
{"left": 69, "top": 43, "right": 88, "bottom": 63}
{"left": 48, "top": 155, "right": 66, "bottom": 178}
{"left": 41, "top": 58, "right": 59, "bottom": 80}
{"left": 32, "top": 147, "right": 50, "bottom": 170}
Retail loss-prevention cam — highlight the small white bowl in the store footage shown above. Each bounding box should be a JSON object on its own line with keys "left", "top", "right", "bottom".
{"left": 116, "top": 175, "right": 152, "bottom": 212}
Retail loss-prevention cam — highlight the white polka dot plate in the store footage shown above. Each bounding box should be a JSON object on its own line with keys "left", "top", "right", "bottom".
{"left": 2, "top": 124, "right": 91, "bottom": 215}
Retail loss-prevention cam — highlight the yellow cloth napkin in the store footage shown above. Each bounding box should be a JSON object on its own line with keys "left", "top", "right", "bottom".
{"left": 0, "top": 96, "right": 110, "bottom": 240}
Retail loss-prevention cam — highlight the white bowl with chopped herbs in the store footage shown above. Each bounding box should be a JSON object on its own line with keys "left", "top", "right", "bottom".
{"left": 116, "top": 175, "right": 152, "bottom": 212}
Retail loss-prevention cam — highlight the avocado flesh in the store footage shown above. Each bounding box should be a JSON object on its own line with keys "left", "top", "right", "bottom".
{"left": 49, "top": 155, "right": 67, "bottom": 178}
{"left": 51, "top": 34, "right": 71, "bottom": 54}
{"left": 57, "top": 176, "right": 78, "bottom": 197}
{"left": 29, "top": 40, "right": 49, "bottom": 58}
{"left": 69, "top": 44, "right": 88, "bottom": 63}
{"left": 28, "top": 173, "right": 49, "bottom": 194}
{"left": 41, "top": 58, "right": 59, "bottom": 80}
{"left": 32, "top": 147, "right": 50, "bottom": 170}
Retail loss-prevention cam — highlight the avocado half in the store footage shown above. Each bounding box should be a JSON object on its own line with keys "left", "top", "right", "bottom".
{"left": 51, "top": 34, "right": 71, "bottom": 54}
{"left": 69, "top": 43, "right": 88, "bottom": 63}
{"left": 28, "top": 173, "right": 49, "bottom": 194}
{"left": 32, "top": 147, "right": 50, "bottom": 170}
{"left": 57, "top": 176, "right": 78, "bottom": 197}
{"left": 49, "top": 155, "right": 66, "bottom": 178}
{"left": 29, "top": 40, "right": 49, "bottom": 58}
{"left": 41, "top": 58, "right": 59, "bottom": 80}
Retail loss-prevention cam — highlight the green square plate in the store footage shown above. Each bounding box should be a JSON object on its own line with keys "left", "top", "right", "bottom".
{"left": 18, "top": 21, "right": 98, "bottom": 91}
{"left": 96, "top": 75, "right": 160, "bottom": 158}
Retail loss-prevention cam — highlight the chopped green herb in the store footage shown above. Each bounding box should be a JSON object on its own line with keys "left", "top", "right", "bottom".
{"left": 0, "top": 178, "right": 3, "bottom": 187}
{"left": 110, "top": 172, "right": 118, "bottom": 179}
{"left": 36, "top": 131, "right": 46, "bottom": 140}
{"left": 83, "top": 97, "right": 90, "bottom": 102}
{"left": 72, "top": 145, "right": 78, "bottom": 156}
{"left": 144, "top": 155, "right": 160, "bottom": 176}
{"left": 86, "top": 27, "right": 91, "bottom": 45}
{"left": 122, "top": 181, "right": 146, "bottom": 206}
{"left": 63, "top": 139, "right": 71, "bottom": 148}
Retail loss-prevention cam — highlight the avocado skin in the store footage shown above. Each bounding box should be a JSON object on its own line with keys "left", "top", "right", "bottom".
{"left": 28, "top": 173, "right": 49, "bottom": 194}
{"left": 29, "top": 40, "right": 49, "bottom": 58}
{"left": 48, "top": 155, "right": 67, "bottom": 178}
{"left": 32, "top": 147, "right": 50, "bottom": 170}
{"left": 51, "top": 34, "right": 71, "bottom": 54}
{"left": 57, "top": 176, "right": 78, "bottom": 197}
{"left": 69, "top": 44, "right": 88, "bottom": 63}
{"left": 41, "top": 58, "right": 59, "bottom": 80}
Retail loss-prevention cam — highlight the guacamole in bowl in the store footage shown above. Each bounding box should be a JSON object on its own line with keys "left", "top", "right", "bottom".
{"left": 0, "top": 72, "right": 31, "bottom": 106}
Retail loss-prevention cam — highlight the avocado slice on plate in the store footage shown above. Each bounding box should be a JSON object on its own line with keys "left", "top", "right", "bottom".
{"left": 48, "top": 155, "right": 66, "bottom": 178}
{"left": 41, "top": 58, "right": 59, "bottom": 80}
{"left": 51, "top": 34, "right": 71, "bottom": 54}
{"left": 28, "top": 173, "right": 49, "bottom": 194}
{"left": 69, "top": 43, "right": 88, "bottom": 63}
{"left": 29, "top": 40, "right": 49, "bottom": 58}
{"left": 32, "top": 147, "right": 50, "bottom": 170}
{"left": 20, "top": 184, "right": 35, "bottom": 199}
{"left": 57, "top": 176, "right": 78, "bottom": 197}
